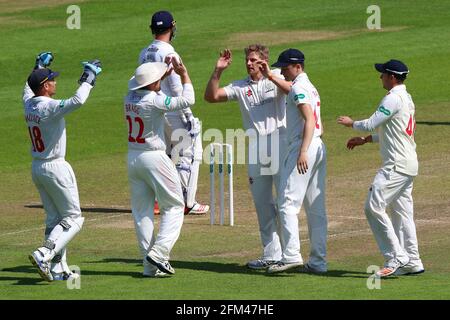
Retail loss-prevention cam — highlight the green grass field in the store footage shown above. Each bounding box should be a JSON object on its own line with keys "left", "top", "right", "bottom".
{"left": 1, "top": 0, "right": 450, "bottom": 300}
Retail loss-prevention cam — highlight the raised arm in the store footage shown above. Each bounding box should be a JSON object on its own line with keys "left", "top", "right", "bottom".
{"left": 23, "top": 52, "right": 55, "bottom": 103}
{"left": 257, "top": 60, "right": 291, "bottom": 94}
{"left": 43, "top": 60, "right": 102, "bottom": 121}
{"left": 153, "top": 58, "right": 195, "bottom": 111}
{"left": 204, "top": 49, "right": 232, "bottom": 103}
{"left": 23, "top": 82, "right": 35, "bottom": 103}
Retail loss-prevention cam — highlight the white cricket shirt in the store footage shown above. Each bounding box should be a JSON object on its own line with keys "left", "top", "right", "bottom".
{"left": 23, "top": 82, "right": 93, "bottom": 160}
{"left": 353, "top": 84, "right": 418, "bottom": 176}
{"left": 285, "top": 72, "right": 322, "bottom": 146}
{"left": 223, "top": 69, "right": 286, "bottom": 136}
{"left": 138, "top": 40, "right": 192, "bottom": 119}
{"left": 124, "top": 84, "right": 195, "bottom": 152}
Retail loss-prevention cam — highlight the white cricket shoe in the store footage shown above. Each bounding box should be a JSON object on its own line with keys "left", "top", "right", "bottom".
{"left": 376, "top": 258, "right": 409, "bottom": 277}
{"left": 185, "top": 202, "right": 209, "bottom": 215}
{"left": 143, "top": 269, "right": 170, "bottom": 278}
{"left": 247, "top": 259, "right": 278, "bottom": 270}
{"left": 267, "top": 261, "right": 303, "bottom": 274}
{"left": 143, "top": 260, "right": 169, "bottom": 277}
{"left": 29, "top": 251, "right": 53, "bottom": 282}
{"left": 52, "top": 271, "right": 79, "bottom": 281}
{"left": 394, "top": 262, "right": 425, "bottom": 276}
{"left": 146, "top": 252, "right": 175, "bottom": 275}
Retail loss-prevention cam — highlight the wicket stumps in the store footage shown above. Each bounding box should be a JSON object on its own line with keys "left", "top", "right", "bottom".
{"left": 209, "top": 143, "right": 234, "bottom": 226}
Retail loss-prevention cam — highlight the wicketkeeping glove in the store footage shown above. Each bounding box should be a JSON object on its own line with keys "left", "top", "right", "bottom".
{"left": 34, "top": 51, "right": 54, "bottom": 70}
{"left": 78, "top": 59, "right": 102, "bottom": 86}
{"left": 186, "top": 117, "right": 201, "bottom": 137}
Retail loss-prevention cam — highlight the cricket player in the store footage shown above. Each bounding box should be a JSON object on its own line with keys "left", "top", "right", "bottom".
{"left": 138, "top": 10, "right": 209, "bottom": 215}
{"left": 125, "top": 58, "right": 194, "bottom": 277}
{"left": 24, "top": 52, "right": 102, "bottom": 281}
{"left": 204, "top": 44, "right": 287, "bottom": 270}
{"left": 264, "top": 49, "right": 328, "bottom": 274}
{"left": 338, "top": 59, "right": 424, "bottom": 277}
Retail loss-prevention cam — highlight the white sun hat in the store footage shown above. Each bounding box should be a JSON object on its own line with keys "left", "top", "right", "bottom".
{"left": 128, "top": 62, "right": 168, "bottom": 90}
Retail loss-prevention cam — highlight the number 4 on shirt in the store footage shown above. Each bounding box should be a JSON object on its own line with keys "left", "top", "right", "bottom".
{"left": 313, "top": 101, "right": 320, "bottom": 129}
{"left": 406, "top": 114, "right": 416, "bottom": 137}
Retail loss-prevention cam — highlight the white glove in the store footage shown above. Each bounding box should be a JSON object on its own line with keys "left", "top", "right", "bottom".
{"left": 187, "top": 117, "right": 201, "bottom": 137}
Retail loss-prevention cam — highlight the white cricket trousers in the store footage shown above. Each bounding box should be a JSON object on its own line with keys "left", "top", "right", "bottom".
{"left": 31, "top": 158, "right": 82, "bottom": 233}
{"left": 277, "top": 137, "right": 327, "bottom": 271}
{"left": 364, "top": 168, "right": 422, "bottom": 267}
{"left": 127, "top": 150, "right": 185, "bottom": 262}
{"left": 247, "top": 132, "right": 286, "bottom": 261}
{"left": 32, "top": 158, "right": 81, "bottom": 272}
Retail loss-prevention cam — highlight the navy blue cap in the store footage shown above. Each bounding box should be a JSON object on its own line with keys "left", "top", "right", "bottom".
{"left": 271, "top": 48, "right": 305, "bottom": 67}
{"left": 27, "top": 68, "right": 59, "bottom": 93}
{"left": 150, "top": 11, "right": 175, "bottom": 31}
{"left": 375, "top": 59, "right": 409, "bottom": 75}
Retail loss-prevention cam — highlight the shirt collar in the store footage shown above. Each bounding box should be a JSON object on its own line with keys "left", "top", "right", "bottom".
{"left": 32, "top": 95, "right": 51, "bottom": 102}
{"left": 389, "top": 84, "right": 406, "bottom": 94}
{"left": 247, "top": 76, "right": 265, "bottom": 84}
{"left": 152, "top": 39, "right": 173, "bottom": 50}
{"left": 292, "top": 72, "right": 308, "bottom": 84}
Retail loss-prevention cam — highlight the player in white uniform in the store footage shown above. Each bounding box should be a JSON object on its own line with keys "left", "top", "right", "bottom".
{"left": 204, "top": 44, "right": 287, "bottom": 270}
{"left": 338, "top": 59, "right": 424, "bottom": 277}
{"left": 264, "top": 49, "right": 328, "bottom": 274}
{"left": 125, "top": 58, "right": 194, "bottom": 277}
{"left": 24, "top": 52, "right": 102, "bottom": 282}
{"left": 138, "top": 10, "right": 208, "bottom": 215}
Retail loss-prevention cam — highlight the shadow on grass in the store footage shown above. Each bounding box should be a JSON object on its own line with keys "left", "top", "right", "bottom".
{"left": 24, "top": 204, "right": 131, "bottom": 214}
{"left": 417, "top": 121, "right": 450, "bottom": 126}
{"left": 84, "top": 258, "right": 141, "bottom": 265}
{"left": 0, "top": 276, "right": 47, "bottom": 285}
{"left": 85, "top": 258, "right": 371, "bottom": 279}
{"left": 1, "top": 264, "right": 143, "bottom": 282}
{"left": 84, "top": 258, "right": 264, "bottom": 277}
{"left": 291, "top": 269, "right": 370, "bottom": 279}
{"left": 1, "top": 266, "right": 51, "bottom": 285}
{"left": 1, "top": 261, "right": 376, "bottom": 284}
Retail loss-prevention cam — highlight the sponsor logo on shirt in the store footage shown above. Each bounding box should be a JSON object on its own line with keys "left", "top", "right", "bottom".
{"left": 249, "top": 97, "right": 274, "bottom": 107}
{"left": 164, "top": 97, "right": 172, "bottom": 107}
{"left": 294, "top": 93, "right": 305, "bottom": 101}
{"left": 378, "top": 105, "right": 391, "bottom": 116}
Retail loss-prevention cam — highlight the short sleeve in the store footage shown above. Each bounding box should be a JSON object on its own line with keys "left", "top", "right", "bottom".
{"left": 291, "top": 84, "right": 311, "bottom": 105}
{"left": 223, "top": 83, "right": 238, "bottom": 101}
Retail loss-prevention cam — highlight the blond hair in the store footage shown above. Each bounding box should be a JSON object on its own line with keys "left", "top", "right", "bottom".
{"left": 244, "top": 44, "right": 269, "bottom": 61}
